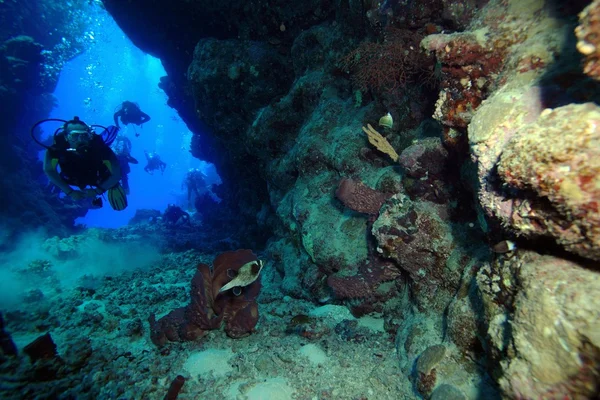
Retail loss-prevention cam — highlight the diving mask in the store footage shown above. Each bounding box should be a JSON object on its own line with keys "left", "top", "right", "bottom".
{"left": 66, "top": 128, "right": 94, "bottom": 150}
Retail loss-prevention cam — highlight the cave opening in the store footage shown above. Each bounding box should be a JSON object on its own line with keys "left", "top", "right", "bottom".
{"left": 40, "top": 7, "right": 220, "bottom": 228}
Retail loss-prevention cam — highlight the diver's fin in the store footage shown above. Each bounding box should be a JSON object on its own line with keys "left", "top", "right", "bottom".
{"left": 108, "top": 184, "right": 127, "bottom": 211}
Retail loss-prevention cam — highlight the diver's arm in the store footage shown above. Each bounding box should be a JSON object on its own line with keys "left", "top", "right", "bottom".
{"left": 123, "top": 137, "right": 132, "bottom": 154}
{"left": 139, "top": 112, "right": 150, "bottom": 124}
{"left": 113, "top": 111, "right": 122, "bottom": 128}
{"left": 43, "top": 151, "right": 75, "bottom": 195}
{"left": 97, "top": 152, "right": 123, "bottom": 192}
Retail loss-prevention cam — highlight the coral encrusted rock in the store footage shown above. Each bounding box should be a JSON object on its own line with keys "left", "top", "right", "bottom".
{"left": 489, "top": 252, "right": 600, "bottom": 399}
{"left": 497, "top": 103, "right": 600, "bottom": 261}
{"left": 576, "top": 0, "right": 600, "bottom": 81}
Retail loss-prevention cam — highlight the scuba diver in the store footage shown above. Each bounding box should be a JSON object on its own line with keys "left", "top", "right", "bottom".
{"left": 183, "top": 168, "right": 209, "bottom": 210}
{"left": 163, "top": 204, "right": 191, "bottom": 226}
{"left": 32, "top": 116, "right": 128, "bottom": 211}
{"left": 113, "top": 101, "right": 151, "bottom": 136}
{"left": 112, "top": 135, "right": 139, "bottom": 195}
{"left": 144, "top": 150, "right": 167, "bottom": 175}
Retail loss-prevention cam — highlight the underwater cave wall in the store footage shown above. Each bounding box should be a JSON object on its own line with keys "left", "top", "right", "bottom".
{"left": 102, "top": 0, "right": 600, "bottom": 398}
{"left": 102, "top": 0, "right": 339, "bottom": 247}
{"left": 0, "top": 0, "right": 99, "bottom": 241}
{"left": 99, "top": 0, "right": 483, "bottom": 300}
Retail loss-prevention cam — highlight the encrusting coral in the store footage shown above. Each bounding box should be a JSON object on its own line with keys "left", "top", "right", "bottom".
{"left": 497, "top": 103, "right": 600, "bottom": 260}
{"left": 484, "top": 251, "right": 600, "bottom": 398}
{"left": 335, "top": 178, "right": 392, "bottom": 215}
{"left": 362, "top": 124, "right": 399, "bottom": 162}
{"left": 576, "top": 0, "right": 600, "bottom": 81}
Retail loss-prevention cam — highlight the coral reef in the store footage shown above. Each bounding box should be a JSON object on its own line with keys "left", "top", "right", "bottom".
{"left": 0, "top": 314, "right": 17, "bottom": 358}
{"left": 497, "top": 103, "right": 600, "bottom": 260}
{"left": 335, "top": 178, "right": 391, "bottom": 215}
{"left": 103, "top": 0, "right": 337, "bottom": 247}
{"left": 478, "top": 251, "right": 600, "bottom": 399}
{"left": 0, "top": 239, "right": 415, "bottom": 398}
{"left": 399, "top": 137, "right": 448, "bottom": 180}
{"left": 339, "top": 27, "right": 434, "bottom": 97}
{"left": 14, "top": 0, "right": 590, "bottom": 398}
{"left": 187, "top": 39, "right": 293, "bottom": 140}
{"left": 361, "top": 0, "right": 484, "bottom": 32}
{"left": 0, "top": 1, "right": 100, "bottom": 238}
{"left": 164, "top": 375, "right": 185, "bottom": 400}
{"left": 23, "top": 333, "right": 59, "bottom": 363}
{"left": 468, "top": 62, "right": 600, "bottom": 260}
{"left": 415, "top": 344, "right": 447, "bottom": 396}
{"left": 399, "top": 136, "right": 451, "bottom": 203}
{"left": 326, "top": 257, "right": 402, "bottom": 316}
{"left": 576, "top": 0, "right": 600, "bottom": 81}
{"left": 422, "top": 27, "right": 512, "bottom": 151}
{"left": 128, "top": 209, "right": 161, "bottom": 225}
{"left": 433, "top": 0, "right": 597, "bottom": 262}
{"left": 372, "top": 194, "right": 475, "bottom": 311}
{"left": 431, "top": 383, "right": 466, "bottom": 400}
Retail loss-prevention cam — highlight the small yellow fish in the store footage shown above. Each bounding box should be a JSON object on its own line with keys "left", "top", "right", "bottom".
{"left": 219, "top": 260, "right": 264, "bottom": 293}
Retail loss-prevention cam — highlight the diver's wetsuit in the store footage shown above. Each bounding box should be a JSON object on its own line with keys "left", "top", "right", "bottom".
{"left": 47, "top": 133, "right": 118, "bottom": 191}
{"left": 112, "top": 136, "right": 137, "bottom": 195}
{"left": 113, "top": 101, "right": 150, "bottom": 128}
{"left": 39, "top": 116, "right": 127, "bottom": 211}
{"left": 164, "top": 205, "right": 190, "bottom": 225}
{"left": 144, "top": 151, "right": 166, "bottom": 175}
{"left": 116, "top": 154, "right": 138, "bottom": 194}
{"left": 185, "top": 171, "right": 207, "bottom": 204}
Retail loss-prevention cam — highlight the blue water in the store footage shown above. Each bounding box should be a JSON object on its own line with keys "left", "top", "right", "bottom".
{"left": 43, "top": 12, "right": 220, "bottom": 228}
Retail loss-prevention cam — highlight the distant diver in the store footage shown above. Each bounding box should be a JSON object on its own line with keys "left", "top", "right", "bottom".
{"left": 113, "top": 101, "right": 150, "bottom": 136}
{"left": 31, "top": 116, "right": 128, "bottom": 211}
{"left": 163, "top": 204, "right": 191, "bottom": 226}
{"left": 144, "top": 150, "right": 167, "bottom": 175}
{"left": 183, "top": 168, "right": 209, "bottom": 210}
{"left": 112, "top": 134, "right": 138, "bottom": 195}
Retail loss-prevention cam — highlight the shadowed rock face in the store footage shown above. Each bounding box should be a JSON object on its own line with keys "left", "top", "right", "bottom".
{"left": 97, "top": 0, "right": 479, "bottom": 312}
{"left": 0, "top": 1, "right": 96, "bottom": 240}
{"left": 102, "top": 0, "right": 338, "bottom": 249}
{"left": 98, "top": 1, "right": 600, "bottom": 398}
